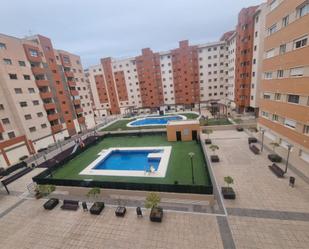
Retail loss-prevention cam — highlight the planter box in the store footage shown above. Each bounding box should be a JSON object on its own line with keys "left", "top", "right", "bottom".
{"left": 268, "top": 154, "right": 282, "bottom": 163}
{"left": 205, "top": 139, "right": 212, "bottom": 145}
{"left": 90, "top": 202, "right": 105, "bottom": 215}
{"left": 43, "top": 198, "right": 59, "bottom": 210}
{"left": 115, "top": 206, "right": 126, "bottom": 217}
{"left": 210, "top": 155, "right": 219, "bottom": 163}
{"left": 236, "top": 127, "right": 244, "bottom": 132}
{"left": 221, "top": 187, "right": 236, "bottom": 199}
{"left": 150, "top": 207, "right": 163, "bottom": 222}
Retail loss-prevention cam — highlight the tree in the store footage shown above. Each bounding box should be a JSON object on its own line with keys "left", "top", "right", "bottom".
{"left": 145, "top": 192, "right": 161, "bottom": 209}
{"left": 86, "top": 187, "right": 101, "bottom": 203}
{"left": 209, "top": 144, "right": 219, "bottom": 155}
{"left": 224, "top": 176, "right": 234, "bottom": 188}
{"left": 203, "top": 129, "right": 213, "bottom": 139}
{"left": 36, "top": 184, "right": 55, "bottom": 196}
{"left": 270, "top": 142, "right": 280, "bottom": 153}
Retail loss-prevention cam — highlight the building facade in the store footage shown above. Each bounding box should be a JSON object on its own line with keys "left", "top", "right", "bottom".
{"left": 258, "top": 0, "right": 309, "bottom": 164}
{"left": 0, "top": 34, "right": 95, "bottom": 167}
{"left": 87, "top": 40, "right": 230, "bottom": 117}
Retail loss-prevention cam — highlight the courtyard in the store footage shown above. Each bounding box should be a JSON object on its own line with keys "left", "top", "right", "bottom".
{"left": 0, "top": 129, "right": 309, "bottom": 249}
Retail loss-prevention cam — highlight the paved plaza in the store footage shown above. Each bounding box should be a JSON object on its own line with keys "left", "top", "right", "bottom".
{"left": 0, "top": 129, "right": 308, "bottom": 248}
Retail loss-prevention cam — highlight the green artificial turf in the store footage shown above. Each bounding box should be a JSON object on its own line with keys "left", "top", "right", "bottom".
{"left": 200, "top": 118, "right": 231, "bottom": 126}
{"left": 101, "top": 112, "right": 200, "bottom": 131}
{"left": 51, "top": 134, "right": 210, "bottom": 186}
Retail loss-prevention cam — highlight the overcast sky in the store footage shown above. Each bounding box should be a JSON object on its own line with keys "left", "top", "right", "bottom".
{"left": 1, "top": 0, "right": 262, "bottom": 68}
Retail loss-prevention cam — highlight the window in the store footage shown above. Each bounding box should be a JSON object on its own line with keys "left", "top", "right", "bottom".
{"left": 29, "top": 49, "right": 38, "bottom": 57}
{"left": 294, "top": 37, "right": 307, "bottom": 49}
{"left": 290, "top": 67, "right": 304, "bottom": 77}
{"left": 264, "top": 72, "right": 273, "bottom": 79}
{"left": 298, "top": 3, "right": 309, "bottom": 17}
{"left": 8, "top": 131, "right": 15, "bottom": 139}
{"left": 304, "top": 125, "right": 309, "bottom": 135}
{"left": 29, "top": 127, "right": 36, "bottom": 132}
{"left": 2, "top": 118, "right": 10, "bottom": 124}
{"left": 9, "top": 74, "right": 17, "bottom": 79}
{"left": 37, "top": 112, "right": 43, "bottom": 117}
{"left": 279, "top": 44, "right": 286, "bottom": 54}
{"left": 24, "top": 114, "right": 32, "bottom": 120}
{"left": 28, "top": 88, "right": 35, "bottom": 93}
{"left": 23, "top": 75, "right": 30, "bottom": 80}
{"left": 275, "top": 93, "right": 281, "bottom": 100}
{"left": 18, "top": 61, "right": 26, "bottom": 67}
{"left": 0, "top": 42, "right": 7, "bottom": 49}
{"left": 263, "top": 93, "right": 271, "bottom": 99}
{"left": 41, "top": 124, "right": 47, "bottom": 129}
{"left": 272, "top": 114, "right": 279, "bottom": 121}
{"left": 268, "top": 24, "right": 277, "bottom": 35}
{"left": 270, "top": 0, "right": 278, "bottom": 11}
{"left": 261, "top": 111, "right": 269, "bottom": 118}
{"left": 32, "top": 100, "right": 39, "bottom": 105}
{"left": 287, "top": 94, "right": 299, "bottom": 104}
{"left": 265, "top": 49, "right": 275, "bottom": 58}
{"left": 0, "top": 104, "right": 4, "bottom": 110}
{"left": 282, "top": 15, "right": 289, "bottom": 27}
{"left": 3, "top": 58, "right": 12, "bottom": 65}
{"left": 284, "top": 118, "right": 296, "bottom": 129}
{"left": 14, "top": 88, "right": 22, "bottom": 94}
{"left": 277, "top": 70, "right": 284, "bottom": 78}
{"left": 20, "top": 101, "right": 27, "bottom": 107}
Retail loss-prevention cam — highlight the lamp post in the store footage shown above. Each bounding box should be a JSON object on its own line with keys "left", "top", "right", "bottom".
{"left": 261, "top": 129, "right": 265, "bottom": 152}
{"left": 284, "top": 144, "right": 293, "bottom": 174}
{"left": 188, "top": 152, "right": 195, "bottom": 184}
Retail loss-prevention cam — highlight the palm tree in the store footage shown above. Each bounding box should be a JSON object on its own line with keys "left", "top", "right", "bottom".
{"left": 87, "top": 187, "right": 101, "bottom": 204}
{"left": 224, "top": 176, "right": 234, "bottom": 188}
{"left": 145, "top": 192, "right": 161, "bottom": 209}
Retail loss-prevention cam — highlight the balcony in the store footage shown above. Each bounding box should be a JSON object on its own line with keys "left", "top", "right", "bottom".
{"left": 65, "top": 71, "right": 74, "bottom": 78}
{"left": 67, "top": 80, "right": 76, "bottom": 87}
{"left": 78, "top": 116, "right": 85, "bottom": 123}
{"left": 40, "top": 91, "right": 53, "bottom": 99}
{"left": 44, "top": 102, "right": 56, "bottom": 110}
{"left": 32, "top": 67, "right": 45, "bottom": 75}
{"left": 70, "top": 90, "right": 79, "bottom": 96}
{"left": 0, "top": 122, "right": 4, "bottom": 133}
{"left": 73, "top": 99, "right": 81, "bottom": 105}
{"left": 51, "top": 124, "right": 63, "bottom": 133}
{"left": 75, "top": 107, "right": 83, "bottom": 114}
{"left": 47, "top": 113, "right": 60, "bottom": 122}
{"left": 35, "top": 79, "right": 49, "bottom": 87}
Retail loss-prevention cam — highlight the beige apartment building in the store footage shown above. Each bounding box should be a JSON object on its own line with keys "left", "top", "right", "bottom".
{"left": 258, "top": 0, "right": 309, "bottom": 164}
{"left": 0, "top": 34, "right": 95, "bottom": 168}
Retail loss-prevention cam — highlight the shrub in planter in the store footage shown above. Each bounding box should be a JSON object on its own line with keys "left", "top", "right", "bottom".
{"left": 221, "top": 176, "right": 235, "bottom": 199}
{"left": 145, "top": 193, "right": 163, "bottom": 222}
{"left": 35, "top": 184, "right": 56, "bottom": 199}
{"left": 209, "top": 144, "right": 219, "bottom": 162}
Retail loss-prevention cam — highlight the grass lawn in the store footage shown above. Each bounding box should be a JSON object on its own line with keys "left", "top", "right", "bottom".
{"left": 101, "top": 112, "right": 200, "bottom": 131}
{"left": 51, "top": 134, "right": 210, "bottom": 186}
{"left": 200, "top": 118, "right": 231, "bottom": 126}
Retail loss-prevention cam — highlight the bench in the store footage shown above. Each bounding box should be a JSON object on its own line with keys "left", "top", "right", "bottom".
{"left": 248, "top": 137, "right": 257, "bottom": 144}
{"left": 90, "top": 202, "right": 105, "bottom": 215}
{"left": 268, "top": 154, "right": 282, "bottom": 163}
{"left": 43, "top": 198, "right": 59, "bottom": 210}
{"left": 236, "top": 127, "right": 244, "bottom": 132}
{"left": 60, "top": 200, "right": 79, "bottom": 211}
{"left": 268, "top": 163, "right": 284, "bottom": 178}
{"left": 249, "top": 144, "right": 260, "bottom": 155}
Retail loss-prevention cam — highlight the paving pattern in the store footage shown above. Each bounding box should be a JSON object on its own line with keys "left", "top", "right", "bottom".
{"left": 0, "top": 129, "right": 308, "bottom": 248}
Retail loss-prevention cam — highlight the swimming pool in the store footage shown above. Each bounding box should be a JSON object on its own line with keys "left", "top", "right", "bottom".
{"left": 94, "top": 149, "right": 162, "bottom": 171}
{"left": 79, "top": 147, "right": 172, "bottom": 177}
{"left": 127, "top": 115, "right": 186, "bottom": 127}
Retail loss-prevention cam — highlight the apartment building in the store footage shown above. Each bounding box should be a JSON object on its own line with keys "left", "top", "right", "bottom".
{"left": 250, "top": 3, "right": 267, "bottom": 116}
{"left": 258, "top": 0, "right": 309, "bottom": 164}
{"left": 0, "top": 33, "right": 94, "bottom": 167}
{"left": 234, "top": 6, "right": 259, "bottom": 113}
{"left": 87, "top": 40, "right": 230, "bottom": 116}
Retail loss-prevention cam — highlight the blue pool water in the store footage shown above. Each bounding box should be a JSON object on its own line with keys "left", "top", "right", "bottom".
{"left": 129, "top": 115, "right": 183, "bottom": 127}
{"left": 94, "top": 150, "right": 162, "bottom": 171}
